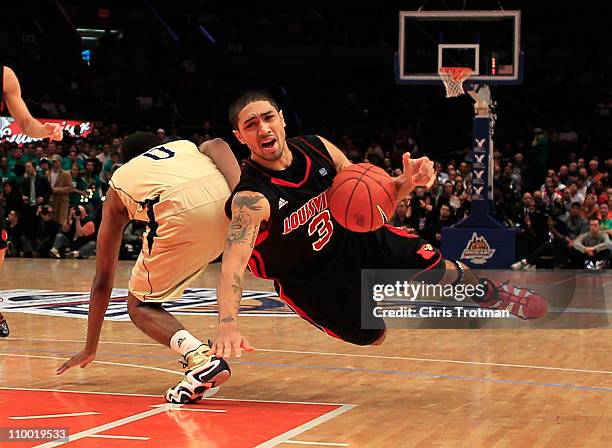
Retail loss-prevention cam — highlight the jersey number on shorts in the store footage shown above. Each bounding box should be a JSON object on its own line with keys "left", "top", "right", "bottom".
{"left": 308, "top": 210, "right": 333, "bottom": 251}
{"left": 142, "top": 146, "right": 175, "bottom": 161}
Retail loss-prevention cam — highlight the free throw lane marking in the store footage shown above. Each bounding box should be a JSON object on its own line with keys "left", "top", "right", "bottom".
{"left": 10, "top": 412, "right": 100, "bottom": 420}
{"left": 87, "top": 434, "right": 150, "bottom": 440}
{"left": 34, "top": 403, "right": 175, "bottom": 448}
{"left": 255, "top": 405, "right": 355, "bottom": 448}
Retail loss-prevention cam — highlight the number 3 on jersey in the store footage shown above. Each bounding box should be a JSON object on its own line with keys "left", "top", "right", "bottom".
{"left": 308, "top": 210, "right": 333, "bottom": 251}
{"left": 142, "top": 146, "right": 175, "bottom": 161}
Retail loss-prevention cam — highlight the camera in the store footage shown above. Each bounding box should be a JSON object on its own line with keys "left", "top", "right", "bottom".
{"left": 72, "top": 206, "right": 81, "bottom": 217}
{"left": 41, "top": 205, "right": 51, "bottom": 216}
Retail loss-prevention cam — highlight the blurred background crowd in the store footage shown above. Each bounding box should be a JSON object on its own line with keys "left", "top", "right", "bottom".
{"left": 1, "top": 0, "right": 610, "bottom": 268}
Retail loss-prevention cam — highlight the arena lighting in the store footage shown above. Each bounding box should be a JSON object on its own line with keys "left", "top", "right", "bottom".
{"left": 76, "top": 28, "right": 122, "bottom": 38}
{"left": 198, "top": 25, "right": 216, "bottom": 44}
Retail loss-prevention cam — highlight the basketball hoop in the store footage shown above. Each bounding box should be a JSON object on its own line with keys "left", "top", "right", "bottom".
{"left": 438, "top": 67, "right": 473, "bottom": 98}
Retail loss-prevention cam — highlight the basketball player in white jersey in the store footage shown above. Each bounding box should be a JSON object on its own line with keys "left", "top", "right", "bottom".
{"left": 57, "top": 132, "right": 240, "bottom": 404}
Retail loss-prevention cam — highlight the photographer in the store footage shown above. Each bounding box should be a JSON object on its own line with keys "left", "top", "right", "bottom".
{"left": 34, "top": 205, "right": 61, "bottom": 258}
{"left": 512, "top": 203, "right": 576, "bottom": 270}
{"left": 49, "top": 205, "right": 96, "bottom": 259}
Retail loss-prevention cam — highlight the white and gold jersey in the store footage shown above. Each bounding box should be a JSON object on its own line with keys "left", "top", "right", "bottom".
{"left": 109, "top": 139, "right": 225, "bottom": 221}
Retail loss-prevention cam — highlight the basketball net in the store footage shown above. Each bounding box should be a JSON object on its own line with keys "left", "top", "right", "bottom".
{"left": 438, "top": 67, "right": 473, "bottom": 98}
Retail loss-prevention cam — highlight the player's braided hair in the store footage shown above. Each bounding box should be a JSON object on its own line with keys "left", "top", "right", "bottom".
{"left": 229, "top": 90, "right": 279, "bottom": 130}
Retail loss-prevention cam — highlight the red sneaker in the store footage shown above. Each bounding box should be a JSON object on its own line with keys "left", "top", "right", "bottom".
{"left": 477, "top": 279, "right": 548, "bottom": 319}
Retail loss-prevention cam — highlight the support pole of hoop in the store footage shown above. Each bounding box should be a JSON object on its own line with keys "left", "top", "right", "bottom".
{"left": 440, "top": 83, "right": 517, "bottom": 268}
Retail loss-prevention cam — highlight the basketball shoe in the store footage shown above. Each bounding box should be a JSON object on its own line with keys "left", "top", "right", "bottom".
{"left": 165, "top": 343, "right": 231, "bottom": 404}
{"left": 475, "top": 279, "right": 548, "bottom": 319}
{"left": 0, "top": 313, "right": 9, "bottom": 337}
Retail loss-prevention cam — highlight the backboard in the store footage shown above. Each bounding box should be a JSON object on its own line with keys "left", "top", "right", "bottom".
{"left": 397, "top": 10, "right": 522, "bottom": 85}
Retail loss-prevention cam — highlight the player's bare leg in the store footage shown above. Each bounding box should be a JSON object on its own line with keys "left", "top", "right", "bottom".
{"left": 127, "top": 294, "right": 230, "bottom": 403}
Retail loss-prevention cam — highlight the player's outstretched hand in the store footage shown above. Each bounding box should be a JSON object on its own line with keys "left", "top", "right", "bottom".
{"left": 394, "top": 152, "right": 435, "bottom": 200}
{"left": 44, "top": 122, "right": 64, "bottom": 141}
{"left": 56, "top": 350, "right": 95, "bottom": 375}
{"left": 208, "top": 323, "right": 254, "bottom": 359}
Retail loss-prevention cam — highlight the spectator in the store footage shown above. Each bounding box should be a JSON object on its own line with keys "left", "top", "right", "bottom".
{"left": 5, "top": 209, "right": 32, "bottom": 257}
{"left": 33, "top": 205, "right": 61, "bottom": 257}
{"left": 0, "top": 157, "right": 17, "bottom": 185}
{"left": 562, "top": 202, "right": 589, "bottom": 241}
{"left": 407, "top": 190, "right": 435, "bottom": 236}
{"left": 96, "top": 142, "right": 112, "bottom": 168}
{"left": 438, "top": 181, "right": 460, "bottom": 210}
{"left": 389, "top": 199, "right": 410, "bottom": 228}
{"left": 512, "top": 204, "right": 575, "bottom": 270}
{"left": 581, "top": 193, "right": 599, "bottom": 220}
{"left": 434, "top": 161, "right": 449, "bottom": 184}
{"left": 49, "top": 205, "right": 96, "bottom": 259}
{"left": 8, "top": 146, "right": 26, "bottom": 171}
{"left": 0, "top": 181, "right": 24, "bottom": 215}
{"left": 68, "top": 163, "right": 88, "bottom": 208}
{"left": 81, "top": 159, "right": 102, "bottom": 218}
{"left": 572, "top": 219, "right": 611, "bottom": 269}
{"left": 588, "top": 159, "right": 603, "bottom": 184}
{"left": 566, "top": 182, "right": 585, "bottom": 205}
{"left": 33, "top": 145, "right": 46, "bottom": 166}
{"left": 47, "top": 154, "right": 73, "bottom": 224}
{"left": 598, "top": 202, "right": 611, "bottom": 234}
{"left": 558, "top": 165, "right": 570, "bottom": 186}
{"left": 19, "top": 161, "right": 51, "bottom": 207}
{"left": 62, "top": 149, "right": 84, "bottom": 171}
{"left": 102, "top": 152, "right": 121, "bottom": 184}
{"left": 19, "top": 160, "right": 52, "bottom": 245}
{"left": 430, "top": 203, "right": 455, "bottom": 248}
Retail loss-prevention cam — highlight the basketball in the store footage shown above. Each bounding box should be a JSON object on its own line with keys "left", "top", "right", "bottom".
{"left": 327, "top": 163, "right": 396, "bottom": 232}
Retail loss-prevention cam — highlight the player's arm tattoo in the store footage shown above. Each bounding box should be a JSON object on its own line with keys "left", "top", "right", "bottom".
{"left": 227, "top": 194, "right": 264, "bottom": 248}
{"left": 227, "top": 211, "right": 252, "bottom": 246}
{"left": 234, "top": 194, "right": 264, "bottom": 211}
{"left": 220, "top": 316, "right": 235, "bottom": 324}
{"left": 230, "top": 272, "right": 243, "bottom": 300}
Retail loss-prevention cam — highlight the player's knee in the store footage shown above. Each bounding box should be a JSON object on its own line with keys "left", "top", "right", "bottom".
{"left": 127, "top": 294, "right": 151, "bottom": 322}
{"left": 128, "top": 294, "right": 162, "bottom": 323}
{"left": 127, "top": 295, "right": 141, "bottom": 322}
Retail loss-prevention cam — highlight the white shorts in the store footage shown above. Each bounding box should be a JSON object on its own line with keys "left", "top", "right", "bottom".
{"left": 129, "top": 174, "right": 230, "bottom": 302}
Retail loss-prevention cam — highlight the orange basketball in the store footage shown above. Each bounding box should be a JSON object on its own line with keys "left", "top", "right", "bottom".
{"left": 327, "top": 163, "right": 396, "bottom": 232}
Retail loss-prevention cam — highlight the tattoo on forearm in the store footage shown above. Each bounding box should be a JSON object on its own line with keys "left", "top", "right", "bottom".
{"left": 230, "top": 272, "right": 243, "bottom": 300}
{"left": 220, "top": 316, "right": 235, "bottom": 324}
{"left": 234, "top": 195, "right": 264, "bottom": 211}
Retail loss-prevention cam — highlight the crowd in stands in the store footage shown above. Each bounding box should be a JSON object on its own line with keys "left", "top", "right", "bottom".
{"left": 1, "top": 121, "right": 610, "bottom": 269}
{"left": 1, "top": 2, "right": 610, "bottom": 269}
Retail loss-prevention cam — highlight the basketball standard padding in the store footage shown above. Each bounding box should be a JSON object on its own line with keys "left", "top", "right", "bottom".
{"left": 327, "top": 163, "right": 396, "bottom": 232}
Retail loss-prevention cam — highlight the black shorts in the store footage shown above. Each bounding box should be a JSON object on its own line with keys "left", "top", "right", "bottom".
{"left": 274, "top": 225, "right": 445, "bottom": 346}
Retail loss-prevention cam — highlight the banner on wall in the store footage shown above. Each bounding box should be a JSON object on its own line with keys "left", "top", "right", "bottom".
{"left": 0, "top": 116, "right": 93, "bottom": 144}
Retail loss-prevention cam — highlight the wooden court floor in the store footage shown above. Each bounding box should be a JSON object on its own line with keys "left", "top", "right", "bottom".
{"left": 1, "top": 259, "right": 611, "bottom": 447}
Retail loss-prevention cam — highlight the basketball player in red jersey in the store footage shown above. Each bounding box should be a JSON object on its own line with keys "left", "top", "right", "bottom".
{"left": 209, "top": 91, "right": 548, "bottom": 358}
{"left": 0, "top": 64, "right": 63, "bottom": 337}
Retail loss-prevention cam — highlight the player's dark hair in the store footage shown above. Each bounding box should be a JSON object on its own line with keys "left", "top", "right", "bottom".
{"left": 121, "top": 132, "right": 160, "bottom": 163}
{"left": 229, "top": 90, "right": 279, "bottom": 130}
